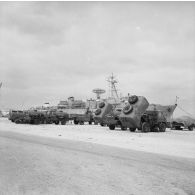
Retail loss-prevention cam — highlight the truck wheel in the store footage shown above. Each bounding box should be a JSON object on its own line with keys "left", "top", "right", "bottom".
{"left": 89, "top": 121, "right": 92, "bottom": 125}
{"left": 188, "top": 126, "right": 194, "bottom": 131}
{"left": 123, "top": 105, "right": 133, "bottom": 115}
{"left": 159, "top": 123, "right": 166, "bottom": 132}
{"left": 109, "top": 124, "right": 115, "bottom": 130}
{"left": 15, "top": 119, "right": 20, "bottom": 124}
{"left": 141, "top": 122, "right": 150, "bottom": 132}
{"left": 128, "top": 95, "right": 138, "bottom": 104}
{"left": 99, "top": 102, "right": 105, "bottom": 109}
{"left": 74, "top": 120, "right": 79, "bottom": 125}
{"left": 61, "top": 120, "right": 66, "bottom": 125}
{"left": 129, "top": 128, "right": 136, "bottom": 132}
{"left": 55, "top": 121, "right": 59, "bottom": 125}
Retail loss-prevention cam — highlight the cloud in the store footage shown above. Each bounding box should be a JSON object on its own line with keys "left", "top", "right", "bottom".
{"left": 0, "top": 2, "right": 195, "bottom": 117}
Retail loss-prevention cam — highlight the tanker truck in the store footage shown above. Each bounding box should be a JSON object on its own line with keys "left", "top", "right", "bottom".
{"left": 119, "top": 95, "right": 170, "bottom": 132}
{"left": 94, "top": 95, "right": 171, "bottom": 132}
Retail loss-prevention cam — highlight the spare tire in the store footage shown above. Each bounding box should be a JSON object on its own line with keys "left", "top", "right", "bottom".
{"left": 123, "top": 104, "right": 133, "bottom": 115}
{"left": 99, "top": 102, "right": 105, "bottom": 109}
{"left": 128, "top": 95, "right": 138, "bottom": 104}
{"left": 95, "top": 109, "right": 101, "bottom": 115}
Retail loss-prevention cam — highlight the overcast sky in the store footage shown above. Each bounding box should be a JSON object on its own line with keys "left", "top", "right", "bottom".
{"left": 0, "top": 2, "right": 195, "bottom": 117}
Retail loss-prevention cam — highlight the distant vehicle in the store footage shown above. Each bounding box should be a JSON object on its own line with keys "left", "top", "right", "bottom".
{"left": 57, "top": 97, "right": 95, "bottom": 125}
{"left": 9, "top": 110, "right": 25, "bottom": 123}
{"left": 171, "top": 116, "right": 195, "bottom": 131}
{"left": 9, "top": 109, "right": 69, "bottom": 125}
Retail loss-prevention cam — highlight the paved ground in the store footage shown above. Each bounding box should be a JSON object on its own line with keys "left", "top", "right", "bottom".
{"left": 0, "top": 131, "right": 195, "bottom": 195}
{"left": 0, "top": 118, "right": 195, "bottom": 158}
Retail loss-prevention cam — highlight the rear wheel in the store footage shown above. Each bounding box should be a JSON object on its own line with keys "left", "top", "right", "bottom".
{"left": 141, "top": 122, "right": 150, "bottom": 133}
{"left": 129, "top": 128, "right": 136, "bottom": 132}
{"left": 55, "top": 120, "right": 59, "bottom": 125}
{"left": 109, "top": 124, "right": 115, "bottom": 130}
{"left": 159, "top": 123, "right": 166, "bottom": 132}
{"left": 188, "top": 126, "right": 194, "bottom": 131}
{"left": 89, "top": 121, "right": 92, "bottom": 125}
{"left": 74, "top": 120, "right": 79, "bottom": 125}
{"left": 61, "top": 120, "right": 66, "bottom": 125}
{"left": 100, "top": 123, "right": 105, "bottom": 127}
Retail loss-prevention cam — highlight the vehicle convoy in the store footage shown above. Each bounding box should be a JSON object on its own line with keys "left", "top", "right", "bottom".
{"left": 9, "top": 109, "right": 69, "bottom": 125}
{"left": 171, "top": 116, "right": 195, "bottom": 131}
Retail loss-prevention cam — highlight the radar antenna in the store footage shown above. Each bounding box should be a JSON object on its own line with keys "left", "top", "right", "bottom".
{"left": 92, "top": 88, "right": 106, "bottom": 99}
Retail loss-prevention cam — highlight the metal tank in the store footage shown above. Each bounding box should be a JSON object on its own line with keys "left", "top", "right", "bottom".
{"left": 119, "top": 95, "right": 149, "bottom": 131}
{"left": 93, "top": 101, "right": 113, "bottom": 126}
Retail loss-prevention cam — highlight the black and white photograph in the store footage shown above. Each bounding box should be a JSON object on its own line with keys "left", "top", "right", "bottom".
{"left": 0, "top": 1, "right": 195, "bottom": 195}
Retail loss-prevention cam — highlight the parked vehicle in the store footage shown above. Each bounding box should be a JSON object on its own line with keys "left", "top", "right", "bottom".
{"left": 171, "top": 116, "right": 195, "bottom": 131}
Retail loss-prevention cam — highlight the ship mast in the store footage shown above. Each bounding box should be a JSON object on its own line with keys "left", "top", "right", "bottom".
{"left": 107, "top": 73, "right": 119, "bottom": 101}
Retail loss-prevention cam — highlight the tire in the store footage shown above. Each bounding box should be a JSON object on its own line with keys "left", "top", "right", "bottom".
{"left": 55, "top": 121, "right": 59, "bottom": 125}
{"left": 99, "top": 102, "right": 105, "bottom": 109}
{"left": 95, "top": 109, "right": 101, "bottom": 116}
{"left": 159, "top": 123, "right": 166, "bottom": 132}
{"left": 74, "top": 120, "right": 79, "bottom": 125}
{"left": 109, "top": 124, "right": 115, "bottom": 130}
{"left": 15, "top": 119, "right": 21, "bottom": 124}
{"left": 100, "top": 123, "right": 105, "bottom": 127}
{"left": 123, "top": 105, "right": 133, "bottom": 115}
{"left": 61, "top": 120, "right": 66, "bottom": 125}
{"left": 129, "top": 128, "right": 136, "bottom": 132}
{"left": 128, "top": 95, "right": 138, "bottom": 104}
{"left": 141, "top": 122, "right": 150, "bottom": 133}
{"left": 89, "top": 121, "right": 92, "bottom": 125}
{"left": 188, "top": 126, "right": 194, "bottom": 131}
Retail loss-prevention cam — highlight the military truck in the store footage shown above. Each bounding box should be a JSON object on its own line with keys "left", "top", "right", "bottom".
{"left": 42, "top": 109, "right": 69, "bottom": 125}
{"left": 171, "top": 116, "right": 195, "bottom": 131}
{"left": 140, "top": 110, "right": 167, "bottom": 132}
{"left": 119, "top": 95, "right": 168, "bottom": 132}
{"left": 9, "top": 110, "right": 27, "bottom": 123}
{"left": 58, "top": 97, "right": 94, "bottom": 125}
